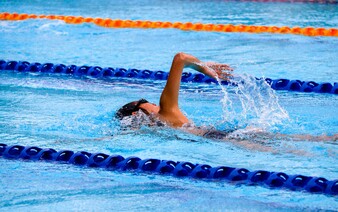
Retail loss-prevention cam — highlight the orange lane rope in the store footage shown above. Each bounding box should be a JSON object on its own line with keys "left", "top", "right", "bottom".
{"left": 0, "top": 12, "right": 337, "bottom": 37}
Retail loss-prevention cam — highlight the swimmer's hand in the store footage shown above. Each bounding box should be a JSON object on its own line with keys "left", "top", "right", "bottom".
{"left": 204, "top": 62, "right": 233, "bottom": 81}
{"left": 182, "top": 53, "right": 233, "bottom": 81}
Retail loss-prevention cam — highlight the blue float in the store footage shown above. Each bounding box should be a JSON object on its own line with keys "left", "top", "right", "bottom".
{"left": 208, "top": 166, "right": 235, "bottom": 179}
{"left": 265, "top": 172, "right": 288, "bottom": 187}
{"left": 138, "top": 158, "right": 161, "bottom": 172}
{"left": 284, "top": 175, "right": 311, "bottom": 190}
{"left": 19, "top": 146, "right": 43, "bottom": 160}
{"left": 247, "top": 170, "right": 270, "bottom": 184}
{"left": 0, "top": 143, "right": 337, "bottom": 196}
{"left": 155, "top": 160, "right": 177, "bottom": 174}
{"left": 69, "top": 151, "right": 92, "bottom": 165}
{"left": 87, "top": 153, "right": 110, "bottom": 167}
{"left": 0, "top": 60, "right": 336, "bottom": 94}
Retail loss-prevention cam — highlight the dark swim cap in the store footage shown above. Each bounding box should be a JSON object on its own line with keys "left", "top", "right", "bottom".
{"left": 115, "top": 99, "right": 149, "bottom": 120}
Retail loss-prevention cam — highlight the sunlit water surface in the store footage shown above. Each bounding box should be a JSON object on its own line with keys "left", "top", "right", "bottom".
{"left": 0, "top": 0, "right": 337, "bottom": 211}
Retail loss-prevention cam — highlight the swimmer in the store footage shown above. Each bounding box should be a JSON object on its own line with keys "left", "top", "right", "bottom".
{"left": 116, "top": 52, "right": 232, "bottom": 131}
{"left": 115, "top": 52, "right": 337, "bottom": 144}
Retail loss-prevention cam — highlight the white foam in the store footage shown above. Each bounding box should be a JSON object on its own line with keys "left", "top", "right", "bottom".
{"left": 207, "top": 64, "right": 289, "bottom": 132}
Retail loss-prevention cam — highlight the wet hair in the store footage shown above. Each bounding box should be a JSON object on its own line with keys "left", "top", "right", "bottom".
{"left": 115, "top": 99, "right": 149, "bottom": 120}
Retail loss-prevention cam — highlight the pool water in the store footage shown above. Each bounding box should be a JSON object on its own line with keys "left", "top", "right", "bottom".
{"left": 1, "top": 0, "right": 337, "bottom": 211}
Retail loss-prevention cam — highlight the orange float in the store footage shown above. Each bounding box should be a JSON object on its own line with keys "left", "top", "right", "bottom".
{"left": 29, "top": 14, "right": 38, "bottom": 19}
{"left": 213, "top": 24, "right": 225, "bottom": 32}
{"left": 235, "top": 25, "right": 247, "bottom": 32}
{"left": 247, "top": 25, "right": 258, "bottom": 33}
{"left": 10, "top": 13, "right": 19, "bottom": 20}
{"left": 55, "top": 15, "right": 65, "bottom": 21}
{"left": 172, "top": 22, "right": 183, "bottom": 29}
{"left": 301, "top": 27, "right": 314, "bottom": 36}
{"left": 83, "top": 17, "right": 94, "bottom": 23}
{"left": 64, "top": 16, "right": 76, "bottom": 24}
{"left": 17, "top": 14, "right": 29, "bottom": 20}
{"left": 328, "top": 28, "right": 337, "bottom": 36}
{"left": 46, "top": 15, "right": 56, "bottom": 20}
{"left": 5, "top": 13, "right": 13, "bottom": 20}
{"left": 122, "top": 20, "right": 134, "bottom": 28}
{"left": 268, "top": 26, "right": 280, "bottom": 33}
{"left": 93, "top": 18, "right": 104, "bottom": 26}
{"left": 133, "top": 20, "right": 144, "bottom": 28}
{"left": 291, "top": 26, "right": 302, "bottom": 34}
{"left": 161, "top": 22, "right": 173, "bottom": 28}
{"left": 315, "top": 28, "right": 326, "bottom": 36}
{"left": 193, "top": 23, "right": 204, "bottom": 31}
{"left": 0, "top": 12, "right": 337, "bottom": 37}
{"left": 257, "top": 26, "right": 269, "bottom": 33}
{"left": 203, "top": 24, "right": 215, "bottom": 31}
{"left": 73, "top": 17, "right": 84, "bottom": 24}
{"left": 141, "top": 21, "right": 153, "bottom": 28}
{"left": 278, "top": 26, "right": 291, "bottom": 34}
{"left": 224, "top": 24, "right": 235, "bottom": 32}
{"left": 98, "top": 19, "right": 111, "bottom": 27}
{"left": 182, "top": 22, "right": 193, "bottom": 30}
{"left": 0, "top": 12, "right": 8, "bottom": 19}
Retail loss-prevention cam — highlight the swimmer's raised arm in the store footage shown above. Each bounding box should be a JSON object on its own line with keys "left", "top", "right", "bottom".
{"left": 158, "top": 53, "right": 192, "bottom": 125}
{"left": 160, "top": 53, "right": 232, "bottom": 107}
{"left": 158, "top": 52, "right": 232, "bottom": 127}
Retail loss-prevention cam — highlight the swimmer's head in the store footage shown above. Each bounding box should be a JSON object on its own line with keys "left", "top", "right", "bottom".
{"left": 115, "top": 99, "right": 160, "bottom": 120}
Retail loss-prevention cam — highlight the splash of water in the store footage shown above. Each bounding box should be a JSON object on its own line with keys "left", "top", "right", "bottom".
{"left": 119, "top": 110, "right": 167, "bottom": 131}
{"left": 204, "top": 63, "right": 289, "bottom": 132}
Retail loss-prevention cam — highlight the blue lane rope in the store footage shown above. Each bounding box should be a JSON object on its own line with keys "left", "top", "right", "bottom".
{"left": 0, "top": 60, "right": 337, "bottom": 94}
{"left": 0, "top": 143, "right": 337, "bottom": 195}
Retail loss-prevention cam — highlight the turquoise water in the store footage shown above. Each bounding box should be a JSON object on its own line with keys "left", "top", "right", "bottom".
{"left": 0, "top": 0, "right": 338, "bottom": 211}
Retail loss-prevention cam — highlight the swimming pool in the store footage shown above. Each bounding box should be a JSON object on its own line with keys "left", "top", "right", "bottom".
{"left": 1, "top": 0, "right": 337, "bottom": 211}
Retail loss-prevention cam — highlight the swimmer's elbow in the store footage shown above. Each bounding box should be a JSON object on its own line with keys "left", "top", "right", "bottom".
{"left": 173, "top": 52, "right": 188, "bottom": 63}
{"left": 173, "top": 52, "right": 198, "bottom": 68}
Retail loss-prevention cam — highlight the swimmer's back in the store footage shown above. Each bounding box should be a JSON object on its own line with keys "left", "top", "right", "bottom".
{"left": 182, "top": 124, "right": 234, "bottom": 140}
